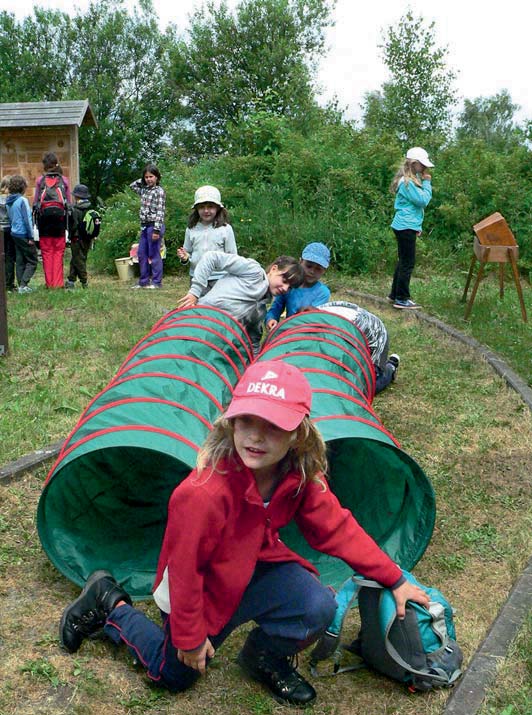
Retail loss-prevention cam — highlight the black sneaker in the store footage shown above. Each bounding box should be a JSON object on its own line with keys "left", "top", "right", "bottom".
{"left": 59, "top": 570, "right": 132, "bottom": 653}
{"left": 237, "top": 628, "right": 316, "bottom": 706}
{"left": 388, "top": 353, "right": 400, "bottom": 380}
{"left": 65, "top": 280, "right": 75, "bottom": 289}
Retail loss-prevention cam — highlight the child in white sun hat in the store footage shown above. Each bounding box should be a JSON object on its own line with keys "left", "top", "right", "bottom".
{"left": 59, "top": 359, "right": 429, "bottom": 707}
{"left": 177, "top": 185, "right": 237, "bottom": 290}
{"left": 388, "top": 147, "right": 434, "bottom": 310}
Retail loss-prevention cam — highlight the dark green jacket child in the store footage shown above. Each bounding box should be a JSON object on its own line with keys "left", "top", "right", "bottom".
{"left": 66, "top": 184, "right": 99, "bottom": 288}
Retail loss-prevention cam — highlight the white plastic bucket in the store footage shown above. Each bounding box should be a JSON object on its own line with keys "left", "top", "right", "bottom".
{"left": 115, "top": 257, "right": 134, "bottom": 281}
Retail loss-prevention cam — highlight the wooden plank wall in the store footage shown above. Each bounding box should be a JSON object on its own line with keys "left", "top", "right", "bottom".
{"left": 0, "top": 126, "right": 79, "bottom": 200}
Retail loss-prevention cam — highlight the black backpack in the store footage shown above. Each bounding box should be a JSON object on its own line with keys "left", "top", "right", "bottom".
{"left": 36, "top": 173, "right": 68, "bottom": 221}
{"left": 35, "top": 173, "right": 68, "bottom": 236}
{"left": 310, "top": 571, "right": 463, "bottom": 692}
{"left": 79, "top": 208, "right": 102, "bottom": 241}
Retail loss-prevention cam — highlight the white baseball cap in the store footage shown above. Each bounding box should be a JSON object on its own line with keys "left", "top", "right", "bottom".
{"left": 406, "top": 147, "right": 434, "bottom": 168}
{"left": 193, "top": 185, "right": 223, "bottom": 207}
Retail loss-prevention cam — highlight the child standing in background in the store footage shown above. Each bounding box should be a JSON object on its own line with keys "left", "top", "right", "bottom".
{"left": 130, "top": 163, "right": 166, "bottom": 289}
{"left": 65, "top": 185, "right": 99, "bottom": 289}
{"left": 177, "top": 185, "right": 237, "bottom": 290}
{"left": 266, "top": 242, "right": 331, "bottom": 331}
{"left": 0, "top": 175, "right": 16, "bottom": 292}
{"left": 33, "top": 152, "right": 71, "bottom": 289}
{"left": 388, "top": 147, "right": 433, "bottom": 310}
{"left": 6, "top": 175, "right": 38, "bottom": 294}
{"left": 59, "top": 360, "right": 429, "bottom": 706}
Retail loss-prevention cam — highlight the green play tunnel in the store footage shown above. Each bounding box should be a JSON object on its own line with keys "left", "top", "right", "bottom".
{"left": 38, "top": 306, "right": 435, "bottom": 599}
{"left": 259, "top": 310, "right": 435, "bottom": 587}
{"left": 37, "top": 307, "right": 253, "bottom": 598}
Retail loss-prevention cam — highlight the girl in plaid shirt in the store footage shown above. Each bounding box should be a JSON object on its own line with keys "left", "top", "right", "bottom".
{"left": 130, "top": 163, "right": 166, "bottom": 289}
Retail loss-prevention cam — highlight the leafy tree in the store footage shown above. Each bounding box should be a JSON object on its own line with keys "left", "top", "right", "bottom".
{"left": 362, "top": 10, "right": 457, "bottom": 147}
{"left": 69, "top": 0, "right": 180, "bottom": 197}
{"left": 0, "top": 0, "right": 179, "bottom": 198}
{"left": 456, "top": 90, "right": 521, "bottom": 148}
{"left": 168, "top": 0, "right": 334, "bottom": 155}
{"left": 0, "top": 9, "right": 74, "bottom": 101}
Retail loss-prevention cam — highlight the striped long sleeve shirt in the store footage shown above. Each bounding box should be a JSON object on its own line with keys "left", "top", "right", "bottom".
{"left": 130, "top": 180, "right": 166, "bottom": 232}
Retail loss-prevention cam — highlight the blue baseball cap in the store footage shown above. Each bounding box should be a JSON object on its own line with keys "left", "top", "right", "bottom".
{"left": 301, "top": 242, "right": 330, "bottom": 269}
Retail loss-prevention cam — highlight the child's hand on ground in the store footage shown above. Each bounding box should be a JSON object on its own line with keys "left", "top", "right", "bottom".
{"left": 392, "top": 580, "right": 430, "bottom": 619}
{"left": 266, "top": 319, "right": 278, "bottom": 331}
{"left": 177, "top": 293, "right": 198, "bottom": 308}
{"left": 178, "top": 638, "right": 215, "bottom": 674}
{"left": 177, "top": 247, "right": 189, "bottom": 261}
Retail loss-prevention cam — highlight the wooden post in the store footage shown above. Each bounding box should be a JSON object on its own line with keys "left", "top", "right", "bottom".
{"left": 0, "top": 226, "right": 8, "bottom": 356}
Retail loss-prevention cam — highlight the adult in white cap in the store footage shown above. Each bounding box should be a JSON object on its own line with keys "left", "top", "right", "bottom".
{"left": 177, "top": 184, "right": 237, "bottom": 291}
{"left": 388, "top": 147, "right": 434, "bottom": 310}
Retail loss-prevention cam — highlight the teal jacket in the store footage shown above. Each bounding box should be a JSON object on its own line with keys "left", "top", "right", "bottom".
{"left": 390, "top": 177, "right": 432, "bottom": 232}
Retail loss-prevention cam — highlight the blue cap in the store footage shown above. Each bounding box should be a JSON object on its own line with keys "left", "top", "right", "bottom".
{"left": 301, "top": 242, "right": 330, "bottom": 269}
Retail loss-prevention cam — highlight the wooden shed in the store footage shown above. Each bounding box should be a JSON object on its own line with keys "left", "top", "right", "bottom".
{"left": 0, "top": 100, "right": 97, "bottom": 199}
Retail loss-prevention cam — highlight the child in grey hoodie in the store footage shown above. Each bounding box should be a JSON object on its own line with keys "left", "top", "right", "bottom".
{"left": 177, "top": 252, "right": 303, "bottom": 354}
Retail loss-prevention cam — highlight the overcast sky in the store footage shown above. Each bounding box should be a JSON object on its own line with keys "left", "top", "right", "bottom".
{"left": 8, "top": 0, "right": 531, "bottom": 122}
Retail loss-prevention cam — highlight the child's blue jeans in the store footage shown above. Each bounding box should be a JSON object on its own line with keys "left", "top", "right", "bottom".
{"left": 104, "top": 561, "right": 336, "bottom": 692}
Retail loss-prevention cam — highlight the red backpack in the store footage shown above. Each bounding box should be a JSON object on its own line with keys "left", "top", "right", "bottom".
{"left": 36, "top": 173, "right": 68, "bottom": 220}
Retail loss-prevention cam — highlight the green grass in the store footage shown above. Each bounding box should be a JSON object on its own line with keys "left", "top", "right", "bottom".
{"left": 342, "top": 265, "right": 532, "bottom": 387}
{"left": 0, "top": 262, "right": 531, "bottom": 714}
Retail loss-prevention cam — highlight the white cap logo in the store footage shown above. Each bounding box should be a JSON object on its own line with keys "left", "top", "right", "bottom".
{"left": 261, "top": 370, "right": 278, "bottom": 380}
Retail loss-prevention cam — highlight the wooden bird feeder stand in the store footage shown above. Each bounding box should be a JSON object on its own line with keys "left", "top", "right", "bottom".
{"left": 462, "top": 212, "right": 528, "bottom": 322}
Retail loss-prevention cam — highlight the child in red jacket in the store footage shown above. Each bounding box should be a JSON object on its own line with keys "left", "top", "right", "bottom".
{"left": 59, "top": 360, "right": 428, "bottom": 706}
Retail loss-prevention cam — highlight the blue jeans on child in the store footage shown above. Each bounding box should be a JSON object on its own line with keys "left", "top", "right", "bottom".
{"left": 104, "top": 561, "right": 337, "bottom": 692}
{"left": 138, "top": 223, "right": 165, "bottom": 287}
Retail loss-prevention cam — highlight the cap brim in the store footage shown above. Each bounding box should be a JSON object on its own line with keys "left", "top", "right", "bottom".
{"left": 225, "top": 396, "right": 307, "bottom": 431}
{"left": 301, "top": 253, "right": 329, "bottom": 268}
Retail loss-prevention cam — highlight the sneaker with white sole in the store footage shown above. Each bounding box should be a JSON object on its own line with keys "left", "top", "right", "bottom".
{"left": 393, "top": 299, "right": 419, "bottom": 310}
{"left": 388, "top": 353, "right": 400, "bottom": 380}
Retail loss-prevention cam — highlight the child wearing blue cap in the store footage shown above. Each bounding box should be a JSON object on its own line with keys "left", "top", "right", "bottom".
{"left": 265, "top": 242, "right": 331, "bottom": 331}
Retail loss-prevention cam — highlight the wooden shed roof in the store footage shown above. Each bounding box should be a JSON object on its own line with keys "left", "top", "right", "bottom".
{"left": 0, "top": 100, "right": 97, "bottom": 128}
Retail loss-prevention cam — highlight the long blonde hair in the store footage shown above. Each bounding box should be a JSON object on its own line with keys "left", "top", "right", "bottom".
{"left": 390, "top": 159, "right": 423, "bottom": 194}
{"left": 196, "top": 415, "right": 328, "bottom": 490}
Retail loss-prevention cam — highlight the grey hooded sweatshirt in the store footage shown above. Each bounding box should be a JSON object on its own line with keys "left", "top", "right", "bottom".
{"left": 190, "top": 251, "right": 270, "bottom": 353}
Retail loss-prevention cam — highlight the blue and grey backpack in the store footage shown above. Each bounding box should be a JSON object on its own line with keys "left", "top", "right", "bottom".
{"left": 310, "top": 570, "right": 463, "bottom": 692}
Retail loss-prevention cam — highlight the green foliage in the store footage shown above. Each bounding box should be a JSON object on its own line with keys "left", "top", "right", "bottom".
{"left": 97, "top": 106, "right": 532, "bottom": 280}
{"left": 168, "top": 0, "right": 333, "bottom": 155}
{"left": 0, "top": 0, "right": 179, "bottom": 199}
{"left": 457, "top": 90, "right": 522, "bottom": 149}
{"left": 20, "top": 658, "right": 64, "bottom": 687}
{"left": 362, "top": 10, "right": 457, "bottom": 146}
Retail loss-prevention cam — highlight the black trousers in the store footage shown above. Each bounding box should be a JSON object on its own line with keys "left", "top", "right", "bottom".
{"left": 390, "top": 228, "right": 417, "bottom": 301}
{"left": 68, "top": 238, "right": 92, "bottom": 284}
{"left": 3, "top": 227, "right": 16, "bottom": 290}
{"left": 11, "top": 233, "right": 38, "bottom": 287}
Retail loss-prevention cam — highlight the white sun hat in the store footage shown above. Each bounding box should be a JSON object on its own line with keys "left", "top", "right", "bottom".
{"left": 193, "top": 185, "right": 223, "bottom": 207}
{"left": 406, "top": 147, "right": 434, "bottom": 168}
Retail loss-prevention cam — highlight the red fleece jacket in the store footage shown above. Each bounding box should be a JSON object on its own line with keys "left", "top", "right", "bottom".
{"left": 153, "top": 459, "right": 402, "bottom": 651}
